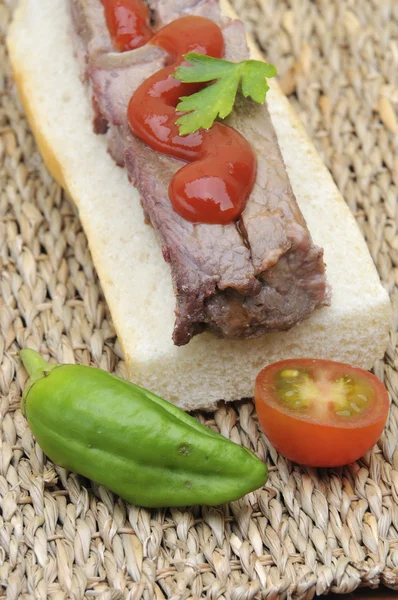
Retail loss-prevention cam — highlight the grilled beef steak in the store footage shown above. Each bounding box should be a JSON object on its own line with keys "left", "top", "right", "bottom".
{"left": 70, "top": 0, "right": 329, "bottom": 345}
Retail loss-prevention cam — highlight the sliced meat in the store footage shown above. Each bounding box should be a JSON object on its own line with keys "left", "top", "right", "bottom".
{"left": 148, "top": 0, "right": 222, "bottom": 26}
{"left": 89, "top": 45, "right": 167, "bottom": 126}
{"left": 70, "top": 0, "right": 113, "bottom": 59}
{"left": 106, "top": 125, "right": 126, "bottom": 167}
{"left": 70, "top": 0, "right": 114, "bottom": 132}
{"left": 229, "top": 95, "right": 309, "bottom": 274}
{"left": 124, "top": 131, "right": 260, "bottom": 344}
{"left": 90, "top": 45, "right": 262, "bottom": 345}
{"left": 222, "top": 19, "right": 249, "bottom": 62}
{"left": 204, "top": 232, "right": 327, "bottom": 338}
{"left": 69, "top": 0, "right": 329, "bottom": 346}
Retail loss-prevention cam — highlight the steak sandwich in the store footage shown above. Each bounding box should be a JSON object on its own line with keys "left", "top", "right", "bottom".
{"left": 71, "top": 0, "right": 328, "bottom": 347}
{"left": 8, "top": 0, "right": 391, "bottom": 409}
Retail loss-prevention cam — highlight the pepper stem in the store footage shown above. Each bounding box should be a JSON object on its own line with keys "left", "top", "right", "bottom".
{"left": 20, "top": 349, "right": 58, "bottom": 416}
{"left": 20, "top": 349, "right": 52, "bottom": 379}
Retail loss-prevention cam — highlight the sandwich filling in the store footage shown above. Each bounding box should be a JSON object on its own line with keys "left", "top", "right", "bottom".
{"left": 70, "top": 0, "right": 329, "bottom": 346}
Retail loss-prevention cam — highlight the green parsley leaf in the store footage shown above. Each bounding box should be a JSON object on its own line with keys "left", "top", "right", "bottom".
{"left": 174, "top": 53, "right": 277, "bottom": 135}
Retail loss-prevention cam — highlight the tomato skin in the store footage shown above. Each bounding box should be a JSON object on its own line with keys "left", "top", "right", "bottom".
{"left": 254, "top": 359, "right": 390, "bottom": 467}
{"left": 255, "top": 399, "right": 387, "bottom": 467}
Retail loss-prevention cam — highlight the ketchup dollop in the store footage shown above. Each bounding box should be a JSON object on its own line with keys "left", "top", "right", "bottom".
{"left": 102, "top": 0, "right": 152, "bottom": 51}
{"left": 103, "top": 3, "right": 257, "bottom": 224}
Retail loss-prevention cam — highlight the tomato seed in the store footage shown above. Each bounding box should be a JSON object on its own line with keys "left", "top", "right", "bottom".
{"left": 357, "top": 394, "right": 368, "bottom": 402}
{"left": 281, "top": 369, "right": 299, "bottom": 378}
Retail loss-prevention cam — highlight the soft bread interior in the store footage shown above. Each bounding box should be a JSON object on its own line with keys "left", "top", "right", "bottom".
{"left": 8, "top": 0, "right": 391, "bottom": 410}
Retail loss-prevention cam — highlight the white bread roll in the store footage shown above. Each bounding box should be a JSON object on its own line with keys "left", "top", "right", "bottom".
{"left": 7, "top": 0, "right": 391, "bottom": 410}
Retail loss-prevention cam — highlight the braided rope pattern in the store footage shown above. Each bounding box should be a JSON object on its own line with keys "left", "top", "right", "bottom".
{"left": 1, "top": 0, "right": 397, "bottom": 597}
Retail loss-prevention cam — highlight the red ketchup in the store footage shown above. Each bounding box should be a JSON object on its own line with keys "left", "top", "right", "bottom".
{"left": 103, "top": 2, "right": 257, "bottom": 224}
{"left": 102, "top": 0, "right": 152, "bottom": 51}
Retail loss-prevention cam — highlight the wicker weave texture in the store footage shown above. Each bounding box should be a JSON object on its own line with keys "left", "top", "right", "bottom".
{"left": 1, "top": 0, "right": 398, "bottom": 598}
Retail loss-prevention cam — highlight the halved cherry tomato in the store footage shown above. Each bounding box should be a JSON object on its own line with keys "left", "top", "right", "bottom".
{"left": 254, "top": 359, "right": 389, "bottom": 467}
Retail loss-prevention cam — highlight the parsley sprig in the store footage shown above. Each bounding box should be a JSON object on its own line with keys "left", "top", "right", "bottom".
{"left": 174, "top": 53, "right": 277, "bottom": 135}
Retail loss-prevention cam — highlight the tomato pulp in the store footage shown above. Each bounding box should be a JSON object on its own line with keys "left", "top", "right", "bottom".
{"left": 126, "top": 15, "right": 257, "bottom": 224}
{"left": 255, "top": 359, "right": 389, "bottom": 467}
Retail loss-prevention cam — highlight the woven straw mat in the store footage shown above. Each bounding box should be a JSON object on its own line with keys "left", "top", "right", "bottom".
{"left": 1, "top": 0, "right": 398, "bottom": 598}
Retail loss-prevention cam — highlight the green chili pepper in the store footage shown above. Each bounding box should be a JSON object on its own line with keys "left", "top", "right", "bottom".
{"left": 20, "top": 349, "right": 267, "bottom": 507}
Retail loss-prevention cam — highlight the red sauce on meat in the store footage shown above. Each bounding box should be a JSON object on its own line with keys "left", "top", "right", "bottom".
{"left": 103, "top": 3, "right": 257, "bottom": 224}
{"left": 102, "top": 0, "right": 152, "bottom": 51}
